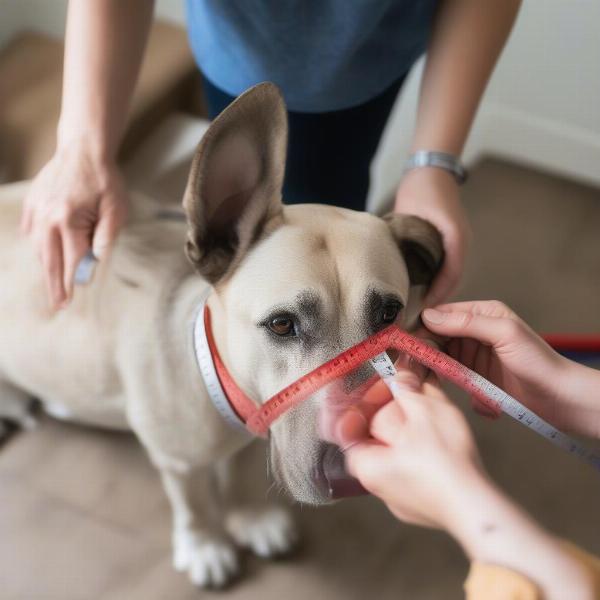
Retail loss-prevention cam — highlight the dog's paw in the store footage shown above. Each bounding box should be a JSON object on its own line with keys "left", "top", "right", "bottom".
{"left": 226, "top": 506, "right": 298, "bottom": 558}
{"left": 173, "top": 529, "right": 239, "bottom": 588}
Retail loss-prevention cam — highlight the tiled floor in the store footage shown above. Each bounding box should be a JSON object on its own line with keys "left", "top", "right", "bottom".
{"left": 1, "top": 159, "right": 599, "bottom": 599}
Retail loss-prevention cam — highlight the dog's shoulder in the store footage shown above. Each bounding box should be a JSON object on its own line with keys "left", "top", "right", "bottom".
{"left": 106, "top": 193, "right": 200, "bottom": 309}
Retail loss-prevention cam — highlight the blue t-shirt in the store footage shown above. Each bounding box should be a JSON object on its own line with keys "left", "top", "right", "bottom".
{"left": 185, "top": 0, "right": 437, "bottom": 113}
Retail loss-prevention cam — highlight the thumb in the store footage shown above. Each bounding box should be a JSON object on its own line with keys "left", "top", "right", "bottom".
{"left": 92, "top": 197, "right": 125, "bottom": 259}
{"left": 344, "top": 441, "right": 387, "bottom": 488}
{"left": 422, "top": 307, "right": 515, "bottom": 349}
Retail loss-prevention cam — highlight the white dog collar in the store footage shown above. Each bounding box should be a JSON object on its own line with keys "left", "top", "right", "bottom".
{"left": 193, "top": 300, "right": 252, "bottom": 434}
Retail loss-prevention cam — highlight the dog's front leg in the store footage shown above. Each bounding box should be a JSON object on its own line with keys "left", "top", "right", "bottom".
{"left": 218, "top": 441, "right": 298, "bottom": 558}
{"left": 158, "top": 463, "right": 239, "bottom": 588}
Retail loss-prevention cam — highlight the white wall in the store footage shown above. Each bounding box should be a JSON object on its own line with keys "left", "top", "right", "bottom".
{"left": 1, "top": 0, "right": 599, "bottom": 206}
{"left": 0, "top": 0, "right": 67, "bottom": 46}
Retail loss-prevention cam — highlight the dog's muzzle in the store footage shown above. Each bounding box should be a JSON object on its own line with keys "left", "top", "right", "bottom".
{"left": 193, "top": 300, "right": 428, "bottom": 500}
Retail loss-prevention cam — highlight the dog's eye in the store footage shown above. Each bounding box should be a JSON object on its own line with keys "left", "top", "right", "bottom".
{"left": 268, "top": 317, "right": 296, "bottom": 336}
{"left": 381, "top": 302, "right": 401, "bottom": 324}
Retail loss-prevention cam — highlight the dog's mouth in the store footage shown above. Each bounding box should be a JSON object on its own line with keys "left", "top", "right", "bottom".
{"left": 312, "top": 443, "right": 367, "bottom": 500}
{"left": 268, "top": 385, "right": 370, "bottom": 504}
{"left": 269, "top": 435, "right": 367, "bottom": 504}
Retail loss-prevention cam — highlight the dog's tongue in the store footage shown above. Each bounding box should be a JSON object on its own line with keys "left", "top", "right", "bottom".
{"left": 321, "top": 444, "right": 367, "bottom": 499}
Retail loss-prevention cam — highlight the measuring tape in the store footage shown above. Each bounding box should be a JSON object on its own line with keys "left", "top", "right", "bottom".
{"left": 245, "top": 325, "right": 600, "bottom": 474}
{"left": 193, "top": 303, "right": 599, "bottom": 473}
{"left": 369, "top": 348, "right": 600, "bottom": 472}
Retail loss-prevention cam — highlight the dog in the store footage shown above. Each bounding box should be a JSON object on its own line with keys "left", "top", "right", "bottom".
{"left": 0, "top": 83, "right": 443, "bottom": 587}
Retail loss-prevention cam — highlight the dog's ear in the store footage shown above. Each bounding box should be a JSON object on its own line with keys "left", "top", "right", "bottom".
{"left": 183, "top": 82, "right": 287, "bottom": 284}
{"left": 383, "top": 213, "right": 444, "bottom": 287}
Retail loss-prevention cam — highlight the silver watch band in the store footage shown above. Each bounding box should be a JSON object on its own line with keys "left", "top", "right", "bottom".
{"left": 405, "top": 151, "right": 468, "bottom": 185}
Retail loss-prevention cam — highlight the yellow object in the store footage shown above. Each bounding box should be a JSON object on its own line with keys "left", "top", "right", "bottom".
{"left": 464, "top": 542, "right": 600, "bottom": 599}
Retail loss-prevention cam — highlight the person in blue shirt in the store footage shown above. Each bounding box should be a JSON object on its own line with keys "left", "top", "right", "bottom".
{"left": 22, "top": 0, "right": 521, "bottom": 309}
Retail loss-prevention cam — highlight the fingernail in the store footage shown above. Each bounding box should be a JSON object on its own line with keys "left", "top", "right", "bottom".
{"left": 423, "top": 308, "right": 446, "bottom": 324}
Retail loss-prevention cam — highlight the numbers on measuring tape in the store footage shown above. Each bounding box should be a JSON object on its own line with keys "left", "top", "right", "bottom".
{"left": 370, "top": 352, "right": 398, "bottom": 379}
{"left": 372, "top": 329, "right": 600, "bottom": 474}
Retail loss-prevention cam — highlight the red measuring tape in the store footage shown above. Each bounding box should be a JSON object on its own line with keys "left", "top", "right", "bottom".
{"left": 247, "top": 326, "right": 440, "bottom": 434}
{"left": 200, "top": 307, "right": 600, "bottom": 473}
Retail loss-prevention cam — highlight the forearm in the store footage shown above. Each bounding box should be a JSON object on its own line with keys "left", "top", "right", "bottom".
{"left": 58, "top": 0, "right": 155, "bottom": 160}
{"left": 411, "top": 0, "right": 521, "bottom": 155}
{"left": 448, "top": 471, "right": 594, "bottom": 600}
{"left": 557, "top": 360, "right": 600, "bottom": 438}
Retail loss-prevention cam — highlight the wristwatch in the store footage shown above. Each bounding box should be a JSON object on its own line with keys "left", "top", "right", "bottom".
{"left": 404, "top": 150, "right": 468, "bottom": 185}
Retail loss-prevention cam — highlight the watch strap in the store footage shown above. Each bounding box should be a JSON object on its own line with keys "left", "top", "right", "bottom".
{"left": 405, "top": 150, "right": 468, "bottom": 185}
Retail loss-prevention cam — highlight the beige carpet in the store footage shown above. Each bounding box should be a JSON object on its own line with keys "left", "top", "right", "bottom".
{"left": 1, "top": 158, "right": 599, "bottom": 599}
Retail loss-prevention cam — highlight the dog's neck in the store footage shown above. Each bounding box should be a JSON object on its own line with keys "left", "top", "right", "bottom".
{"left": 167, "top": 278, "right": 252, "bottom": 449}
{"left": 192, "top": 297, "right": 256, "bottom": 433}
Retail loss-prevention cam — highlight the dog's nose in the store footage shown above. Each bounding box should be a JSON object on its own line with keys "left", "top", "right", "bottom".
{"left": 313, "top": 443, "right": 367, "bottom": 500}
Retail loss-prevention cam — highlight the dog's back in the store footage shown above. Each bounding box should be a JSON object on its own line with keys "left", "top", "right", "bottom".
{"left": 0, "top": 182, "right": 200, "bottom": 428}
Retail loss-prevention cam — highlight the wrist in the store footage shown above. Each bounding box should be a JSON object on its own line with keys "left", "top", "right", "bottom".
{"left": 398, "top": 163, "right": 459, "bottom": 189}
{"left": 409, "top": 133, "right": 463, "bottom": 158}
{"left": 395, "top": 165, "right": 461, "bottom": 214}
{"left": 447, "top": 472, "right": 522, "bottom": 563}
{"left": 52, "top": 134, "right": 120, "bottom": 195}
{"left": 444, "top": 469, "right": 592, "bottom": 596}
{"left": 55, "top": 133, "right": 116, "bottom": 170}
{"left": 442, "top": 465, "right": 559, "bottom": 570}
{"left": 57, "top": 120, "right": 116, "bottom": 165}
{"left": 556, "top": 359, "right": 600, "bottom": 438}
{"left": 442, "top": 467, "right": 505, "bottom": 557}
{"left": 404, "top": 151, "right": 467, "bottom": 185}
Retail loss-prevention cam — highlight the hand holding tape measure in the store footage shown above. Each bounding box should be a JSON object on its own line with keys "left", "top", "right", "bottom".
{"left": 253, "top": 300, "right": 600, "bottom": 472}
{"left": 421, "top": 302, "right": 600, "bottom": 443}
{"left": 351, "top": 300, "right": 600, "bottom": 474}
{"left": 338, "top": 303, "right": 600, "bottom": 599}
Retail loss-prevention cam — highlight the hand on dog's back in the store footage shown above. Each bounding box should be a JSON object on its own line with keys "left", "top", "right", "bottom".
{"left": 21, "top": 145, "right": 128, "bottom": 310}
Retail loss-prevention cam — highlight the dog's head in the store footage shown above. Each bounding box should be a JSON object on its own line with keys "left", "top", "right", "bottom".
{"left": 183, "top": 83, "right": 443, "bottom": 505}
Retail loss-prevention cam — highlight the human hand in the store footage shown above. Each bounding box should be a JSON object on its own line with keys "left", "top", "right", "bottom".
{"left": 394, "top": 167, "right": 471, "bottom": 307}
{"left": 340, "top": 372, "right": 484, "bottom": 530}
{"left": 336, "top": 372, "right": 594, "bottom": 599}
{"left": 422, "top": 301, "right": 600, "bottom": 438}
{"left": 21, "top": 143, "right": 128, "bottom": 309}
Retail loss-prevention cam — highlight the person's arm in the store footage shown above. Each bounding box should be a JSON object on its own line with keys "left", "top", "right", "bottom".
{"left": 449, "top": 472, "right": 596, "bottom": 600}
{"left": 58, "top": 0, "right": 155, "bottom": 160}
{"left": 395, "top": 0, "right": 522, "bottom": 306}
{"left": 340, "top": 375, "right": 596, "bottom": 600}
{"left": 22, "top": 0, "right": 154, "bottom": 309}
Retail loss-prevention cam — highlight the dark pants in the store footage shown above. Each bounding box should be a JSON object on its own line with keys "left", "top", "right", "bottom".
{"left": 202, "top": 75, "right": 405, "bottom": 211}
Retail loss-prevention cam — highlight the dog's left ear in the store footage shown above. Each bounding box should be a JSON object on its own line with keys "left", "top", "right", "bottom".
{"left": 383, "top": 213, "right": 444, "bottom": 287}
{"left": 183, "top": 82, "right": 287, "bottom": 284}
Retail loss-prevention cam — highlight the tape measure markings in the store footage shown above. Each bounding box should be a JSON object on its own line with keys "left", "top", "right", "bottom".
{"left": 370, "top": 340, "right": 600, "bottom": 473}
{"left": 194, "top": 305, "right": 600, "bottom": 474}
{"left": 249, "top": 325, "right": 600, "bottom": 474}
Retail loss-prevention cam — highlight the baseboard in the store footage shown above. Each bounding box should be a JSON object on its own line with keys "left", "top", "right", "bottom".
{"left": 468, "top": 104, "right": 600, "bottom": 188}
